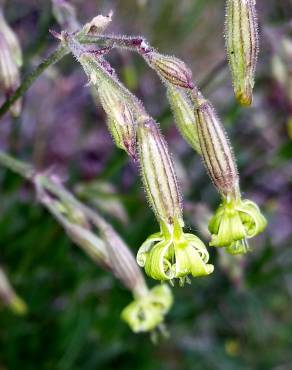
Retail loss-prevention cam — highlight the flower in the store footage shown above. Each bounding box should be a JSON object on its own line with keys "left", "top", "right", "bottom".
{"left": 137, "top": 116, "right": 214, "bottom": 283}
{"left": 121, "top": 284, "right": 173, "bottom": 333}
{"left": 137, "top": 219, "right": 214, "bottom": 284}
{"left": 209, "top": 195, "right": 267, "bottom": 254}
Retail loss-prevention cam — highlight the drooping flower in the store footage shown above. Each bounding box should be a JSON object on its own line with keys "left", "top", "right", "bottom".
{"left": 208, "top": 196, "right": 267, "bottom": 254}
{"left": 137, "top": 116, "right": 214, "bottom": 283}
{"left": 193, "top": 91, "right": 267, "bottom": 254}
{"left": 121, "top": 284, "right": 173, "bottom": 333}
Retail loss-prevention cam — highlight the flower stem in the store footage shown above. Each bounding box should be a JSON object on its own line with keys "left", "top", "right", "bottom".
{"left": 0, "top": 46, "right": 68, "bottom": 118}
{"left": 0, "top": 151, "right": 34, "bottom": 179}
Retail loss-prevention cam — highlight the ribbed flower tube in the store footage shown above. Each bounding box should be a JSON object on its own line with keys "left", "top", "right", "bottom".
{"left": 195, "top": 94, "right": 239, "bottom": 197}
{"left": 137, "top": 117, "right": 182, "bottom": 224}
{"left": 225, "top": 0, "right": 259, "bottom": 106}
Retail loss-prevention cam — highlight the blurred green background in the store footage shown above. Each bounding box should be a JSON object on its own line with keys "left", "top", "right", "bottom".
{"left": 0, "top": 0, "right": 292, "bottom": 369}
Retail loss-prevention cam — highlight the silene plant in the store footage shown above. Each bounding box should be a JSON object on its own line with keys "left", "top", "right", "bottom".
{"left": 0, "top": 0, "right": 266, "bottom": 337}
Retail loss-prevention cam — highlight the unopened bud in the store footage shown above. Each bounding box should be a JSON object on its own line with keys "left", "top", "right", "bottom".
{"left": 144, "top": 52, "right": 194, "bottom": 89}
{"left": 0, "top": 32, "right": 21, "bottom": 116}
{"left": 0, "top": 9, "right": 22, "bottom": 67}
{"left": 194, "top": 94, "right": 239, "bottom": 196}
{"left": 225, "top": 0, "right": 259, "bottom": 106}
{"left": 67, "top": 40, "right": 144, "bottom": 158}
{"left": 98, "top": 80, "right": 137, "bottom": 159}
{"left": 167, "top": 85, "right": 201, "bottom": 154}
{"left": 137, "top": 116, "right": 182, "bottom": 224}
{"left": 82, "top": 12, "right": 113, "bottom": 35}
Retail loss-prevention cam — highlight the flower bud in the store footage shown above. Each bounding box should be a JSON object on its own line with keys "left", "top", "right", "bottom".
{"left": 0, "top": 32, "right": 21, "bottom": 116}
{"left": 0, "top": 9, "right": 22, "bottom": 67}
{"left": 144, "top": 51, "right": 194, "bottom": 89}
{"left": 195, "top": 95, "right": 239, "bottom": 196}
{"left": 121, "top": 284, "right": 173, "bottom": 333}
{"left": 82, "top": 12, "right": 113, "bottom": 35}
{"left": 98, "top": 81, "right": 137, "bottom": 159}
{"left": 225, "top": 0, "right": 259, "bottom": 106}
{"left": 167, "top": 85, "right": 201, "bottom": 154}
{"left": 208, "top": 196, "right": 267, "bottom": 254}
{"left": 68, "top": 42, "right": 144, "bottom": 159}
{"left": 137, "top": 116, "right": 182, "bottom": 224}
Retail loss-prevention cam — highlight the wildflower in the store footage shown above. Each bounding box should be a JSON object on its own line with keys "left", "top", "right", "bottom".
{"left": 121, "top": 284, "right": 173, "bottom": 333}
{"left": 194, "top": 91, "right": 267, "bottom": 253}
{"left": 167, "top": 85, "right": 201, "bottom": 154}
{"left": 225, "top": 0, "right": 259, "bottom": 106}
{"left": 137, "top": 116, "right": 213, "bottom": 283}
{"left": 144, "top": 51, "right": 194, "bottom": 89}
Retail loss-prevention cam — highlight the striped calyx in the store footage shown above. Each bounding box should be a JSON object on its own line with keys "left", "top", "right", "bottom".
{"left": 144, "top": 51, "right": 194, "bottom": 89}
{"left": 195, "top": 95, "right": 239, "bottom": 197}
{"left": 137, "top": 116, "right": 182, "bottom": 224}
{"left": 167, "top": 85, "right": 201, "bottom": 154}
{"left": 225, "top": 0, "right": 259, "bottom": 106}
{"left": 121, "top": 284, "right": 173, "bottom": 333}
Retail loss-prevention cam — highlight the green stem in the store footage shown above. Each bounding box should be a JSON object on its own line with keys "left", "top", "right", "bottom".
{"left": 0, "top": 46, "right": 68, "bottom": 118}
{"left": 0, "top": 151, "right": 34, "bottom": 179}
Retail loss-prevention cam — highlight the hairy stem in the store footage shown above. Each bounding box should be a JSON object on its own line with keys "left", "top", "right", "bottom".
{"left": 0, "top": 46, "right": 68, "bottom": 118}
